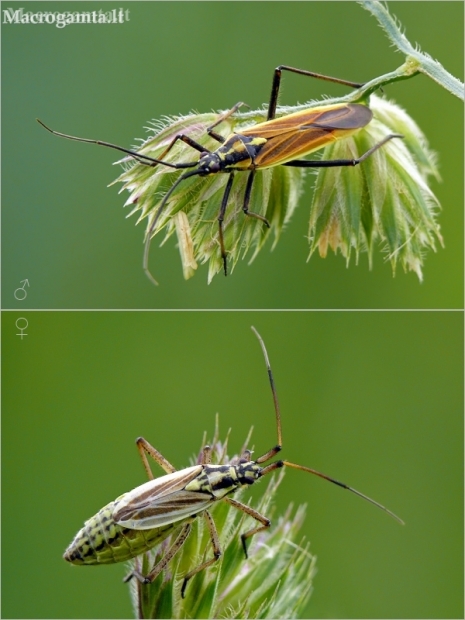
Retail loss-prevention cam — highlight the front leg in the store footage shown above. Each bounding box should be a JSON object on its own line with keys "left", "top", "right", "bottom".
{"left": 207, "top": 102, "right": 249, "bottom": 143}
{"left": 225, "top": 497, "right": 271, "bottom": 558}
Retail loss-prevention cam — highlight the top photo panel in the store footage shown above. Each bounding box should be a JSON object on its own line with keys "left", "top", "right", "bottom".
{"left": 3, "top": 1, "right": 463, "bottom": 309}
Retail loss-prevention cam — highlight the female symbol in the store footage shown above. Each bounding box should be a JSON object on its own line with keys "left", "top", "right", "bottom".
{"left": 15, "top": 318, "right": 28, "bottom": 339}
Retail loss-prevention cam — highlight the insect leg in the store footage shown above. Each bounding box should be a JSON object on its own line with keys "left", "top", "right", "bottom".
{"left": 242, "top": 170, "right": 271, "bottom": 227}
{"left": 135, "top": 437, "right": 177, "bottom": 478}
{"left": 156, "top": 133, "right": 211, "bottom": 163}
{"left": 267, "top": 65, "right": 365, "bottom": 121}
{"left": 181, "top": 510, "right": 221, "bottom": 598}
{"left": 217, "top": 172, "right": 235, "bottom": 276}
{"left": 207, "top": 102, "right": 249, "bottom": 143}
{"left": 124, "top": 522, "right": 192, "bottom": 584}
{"left": 283, "top": 134, "right": 404, "bottom": 168}
{"left": 225, "top": 497, "right": 271, "bottom": 558}
{"left": 112, "top": 132, "right": 206, "bottom": 169}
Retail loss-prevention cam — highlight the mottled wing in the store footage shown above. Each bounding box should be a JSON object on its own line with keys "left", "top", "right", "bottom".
{"left": 113, "top": 465, "right": 212, "bottom": 530}
{"left": 241, "top": 103, "right": 372, "bottom": 168}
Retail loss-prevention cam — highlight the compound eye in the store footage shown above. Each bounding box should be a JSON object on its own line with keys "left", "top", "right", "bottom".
{"left": 209, "top": 161, "right": 220, "bottom": 173}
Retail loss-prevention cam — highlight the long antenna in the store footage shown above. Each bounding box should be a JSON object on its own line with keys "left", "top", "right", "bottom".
{"left": 251, "top": 326, "right": 404, "bottom": 525}
{"left": 36, "top": 119, "right": 197, "bottom": 169}
{"left": 251, "top": 326, "right": 282, "bottom": 447}
{"left": 283, "top": 461, "right": 405, "bottom": 525}
{"left": 37, "top": 118, "right": 202, "bottom": 287}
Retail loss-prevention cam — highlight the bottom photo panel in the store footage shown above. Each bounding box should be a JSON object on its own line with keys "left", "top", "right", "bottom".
{"left": 2, "top": 311, "right": 463, "bottom": 619}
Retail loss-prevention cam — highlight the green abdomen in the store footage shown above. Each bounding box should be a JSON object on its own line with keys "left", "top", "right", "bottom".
{"left": 63, "top": 499, "right": 177, "bottom": 565}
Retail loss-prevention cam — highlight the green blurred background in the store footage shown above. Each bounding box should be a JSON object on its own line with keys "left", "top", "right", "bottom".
{"left": 1, "top": 3, "right": 464, "bottom": 619}
{"left": 2, "top": 311, "right": 463, "bottom": 618}
{"left": 2, "top": 1, "right": 463, "bottom": 309}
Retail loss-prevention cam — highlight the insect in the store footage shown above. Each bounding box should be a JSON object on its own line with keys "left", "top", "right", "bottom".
{"left": 38, "top": 65, "right": 403, "bottom": 285}
{"left": 63, "top": 327, "right": 403, "bottom": 596}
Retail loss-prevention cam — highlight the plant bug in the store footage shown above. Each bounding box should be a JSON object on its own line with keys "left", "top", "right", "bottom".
{"left": 38, "top": 65, "right": 403, "bottom": 285}
{"left": 63, "top": 327, "right": 403, "bottom": 597}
